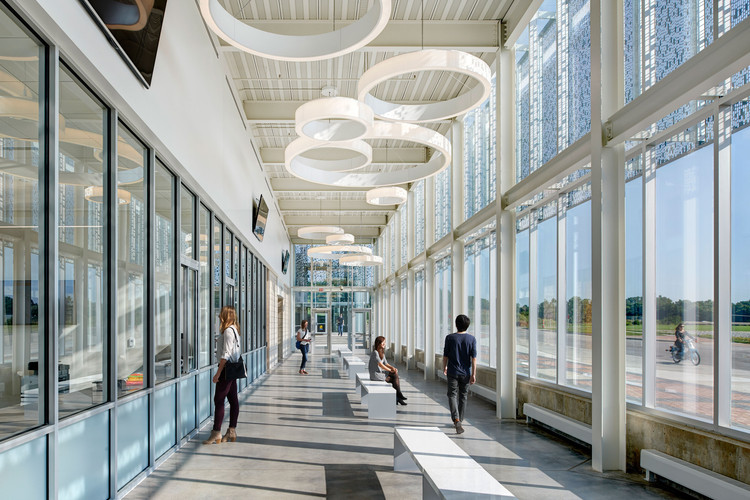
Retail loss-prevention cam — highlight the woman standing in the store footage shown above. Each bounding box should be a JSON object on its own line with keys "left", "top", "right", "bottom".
{"left": 203, "top": 306, "right": 241, "bottom": 445}
{"left": 296, "top": 320, "right": 312, "bottom": 375}
{"left": 368, "top": 336, "right": 407, "bottom": 405}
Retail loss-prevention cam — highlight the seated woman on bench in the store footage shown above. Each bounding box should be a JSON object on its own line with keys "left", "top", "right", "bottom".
{"left": 368, "top": 336, "right": 407, "bottom": 406}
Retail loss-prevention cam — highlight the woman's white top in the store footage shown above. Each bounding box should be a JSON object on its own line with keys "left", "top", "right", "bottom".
{"left": 221, "top": 325, "right": 241, "bottom": 362}
{"left": 297, "top": 328, "right": 312, "bottom": 346}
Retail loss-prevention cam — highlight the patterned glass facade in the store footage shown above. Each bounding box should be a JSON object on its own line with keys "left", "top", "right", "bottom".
{"left": 463, "top": 78, "right": 497, "bottom": 219}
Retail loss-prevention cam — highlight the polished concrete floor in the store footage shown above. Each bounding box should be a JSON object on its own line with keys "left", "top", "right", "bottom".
{"left": 126, "top": 340, "right": 681, "bottom": 499}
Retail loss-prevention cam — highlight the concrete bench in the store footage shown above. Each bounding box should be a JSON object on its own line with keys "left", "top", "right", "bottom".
{"left": 355, "top": 372, "right": 390, "bottom": 398}
{"left": 336, "top": 347, "right": 352, "bottom": 359}
{"left": 342, "top": 356, "right": 367, "bottom": 379}
{"left": 361, "top": 383, "right": 396, "bottom": 419}
{"left": 641, "top": 449, "right": 750, "bottom": 500}
{"left": 523, "top": 403, "right": 592, "bottom": 445}
{"left": 394, "top": 426, "right": 516, "bottom": 499}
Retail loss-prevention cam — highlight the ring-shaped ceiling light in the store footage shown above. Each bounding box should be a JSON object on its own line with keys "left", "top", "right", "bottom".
{"left": 339, "top": 254, "right": 383, "bottom": 266}
{"left": 326, "top": 233, "right": 355, "bottom": 245}
{"left": 307, "top": 245, "right": 373, "bottom": 260}
{"left": 284, "top": 121, "right": 450, "bottom": 187}
{"left": 84, "top": 186, "right": 132, "bottom": 205}
{"left": 358, "top": 49, "right": 492, "bottom": 123}
{"left": 366, "top": 186, "right": 407, "bottom": 205}
{"left": 286, "top": 137, "right": 372, "bottom": 173}
{"left": 297, "top": 226, "right": 344, "bottom": 240}
{"left": 296, "top": 97, "right": 374, "bottom": 142}
{"left": 199, "top": 0, "right": 391, "bottom": 62}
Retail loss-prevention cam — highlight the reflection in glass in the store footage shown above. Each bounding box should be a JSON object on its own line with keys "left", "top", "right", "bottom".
{"left": 731, "top": 123, "right": 750, "bottom": 430}
{"left": 117, "top": 124, "right": 147, "bottom": 396}
{"left": 414, "top": 270, "right": 425, "bottom": 351}
{"left": 654, "top": 145, "right": 713, "bottom": 420}
{"left": 180, "top": 186, "right": 194, "bottom": 259}
{"left": 0, "top": 11, "right": 42, "bottom": 440}
{"left": 625, "top": 176, "right": 643, "bottom": 403}
{"left": 56, "top": 67, "right": 106, "bottom": 417}
{"left": 154, "top": 161, "right": 174, "bottom": 383}
{"left": 213, "top": 218, "right": 222, "bottom": 357}
{"left": 516, "top": 226, "right": 530, "bottom": 376}
{"left": 199, "top": 205, "right": 210, "bottom": 367}
{"left": 564, "top": 198, "right": 592, "bottom": 391}
{"left": 536, "top": 212, "right": 557, "bottom": 382}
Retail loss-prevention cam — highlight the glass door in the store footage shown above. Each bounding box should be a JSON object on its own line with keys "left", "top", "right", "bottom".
{"left": 311, "top": 308, "right": 331, "bottom": 354}
{"left": 352, "top": 308, "right": 371, "bottom": 350}
{"left": 181, "top": 262, "right": 198, "bottom": 374}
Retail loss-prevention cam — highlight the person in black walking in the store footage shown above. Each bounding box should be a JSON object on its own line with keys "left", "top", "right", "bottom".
{"left": 442, "top": 314, "right": 476, "bottom": 434}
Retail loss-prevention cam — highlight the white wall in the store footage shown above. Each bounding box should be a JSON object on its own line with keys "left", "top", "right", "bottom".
{"left": 13, "top": 0, "right": 291, "bottom": 279}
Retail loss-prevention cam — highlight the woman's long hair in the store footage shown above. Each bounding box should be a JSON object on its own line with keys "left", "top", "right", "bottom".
{"left": 300, "top": 320, "right": 309, "bottom": 331}
{"left": 675, "top": 323, "right": 684, "bottom": 333}
{"left": 220, "top": 306, "right": 238, "bottom": 333}
{"left": 373, "top": 335, "right": 385, "bottom": 351}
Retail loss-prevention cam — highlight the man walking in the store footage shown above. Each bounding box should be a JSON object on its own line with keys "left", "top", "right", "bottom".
{"left": 442, "top": 314, "right": 476, "bottom": 434}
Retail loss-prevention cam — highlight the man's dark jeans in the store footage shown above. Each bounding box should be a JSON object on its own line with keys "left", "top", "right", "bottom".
{"left": 447, "top": 374, "right": 471, "bottom": 422}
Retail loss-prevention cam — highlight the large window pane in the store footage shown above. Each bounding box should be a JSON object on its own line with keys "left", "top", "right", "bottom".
{"left": 654, "top": 144, "right": 713, "bottom": 420}
{"left": 154, "top": 161, "right": 174, "bottom": 383}
{"left": 564, "top": 194, "right": 592, "bottom": 391}
{"left": 536, "top": 208, "right": 557, "bottom": 382}
{"left": 464, "top": 78, "right": 497, "bottom": 219}
{"left": 414, "top": 181, "right": 425, "bottom": 255}
{"left": 625, "top": 171, "right": 643, "bottom": 403}
{"left": 415, "top": 270, "right": 425, "bottom": 351}
{"left": 0, "top": 12, "right": 42, "bottom": 440}
{"left": 731, "top": 121, "right": 750, "bottom": 430}
{"left": 212, "top": 218, "right": 222, "bottom": 361}
{"left": 117, "top": 124, "right": 147, "bottom": 396}
{"left": 180, "top": 186, "right": 194, "bottom": 259}
{"left": 57, "top": 67, "right": 106, "bottom": 416}
{"left": 516, "top": 220, "right": 530, "bottom": 376}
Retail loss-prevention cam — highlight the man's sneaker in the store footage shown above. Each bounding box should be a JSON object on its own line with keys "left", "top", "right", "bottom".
{"left": 454, "top": 420, "right": 464, "bottom": 434}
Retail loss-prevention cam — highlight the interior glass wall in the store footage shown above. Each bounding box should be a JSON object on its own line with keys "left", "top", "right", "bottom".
{"left": 154, "top": 162, "right": 175, "bottom": 383}
{"left": 212, "top": 218, "right": 222, "bottom": 353}
{"left": 116, "top": 123, "right": 147, "bottom": 397}
{"left": 57, "top": 66, "right": 105, "bottom": 417}
{"left": 198, "top": 204, "right": 210, "bottom": 367}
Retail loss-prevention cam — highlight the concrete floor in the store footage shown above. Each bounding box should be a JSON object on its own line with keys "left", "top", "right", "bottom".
{"left": 126, "top": 341, "right": 682, "bottom": 500}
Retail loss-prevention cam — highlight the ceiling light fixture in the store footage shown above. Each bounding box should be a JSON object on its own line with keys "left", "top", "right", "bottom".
{"left": 296, "top": 96, "right": 374, "bottom": 142}
{"left": 307, "top": 245, "right": 373, "bottom": 260}
{"left": 357, "top": 49, "right": 492, "bottom": 123}
{"left": 339, "top": 254, "right": 383, "bottom": 266}
{"left": 199, "top": 0, "right": 391, "bottom": 62}
{"left": 285, "top": 137, "right": 372, "bottom": 173}
{"left": 297, "top": 226, "right": 344, "bottom": 240}
{"left": 366, "top": 186, "right": 408, "bottom": 206}
{"left": 326, "top": 233, "right": 355, "bottom": 245}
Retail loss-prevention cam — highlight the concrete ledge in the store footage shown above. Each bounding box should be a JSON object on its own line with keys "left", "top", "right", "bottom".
{"left": 641, "top": 449, "right": 750, "bottom": 500}
{"left": 523, "top": 403, "right": 592, "bottom": 445}
{"left": 436, "top": 371, "right": 498, "bottom": 403}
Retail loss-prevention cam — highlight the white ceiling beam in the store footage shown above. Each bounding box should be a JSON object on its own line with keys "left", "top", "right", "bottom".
{"left": 278, "top": 200, "right": 395, "bottom": 212}
{"left": 219, "top": 20, "right": 499, "bottom": 54}
{"left": 502, "top": 0, "right": 543, "bottom": 47}
{"left": 271, "top": 178, "right": 408, "bottom": 192}
{"left": 261, "top": 147, "right": 427, "bottom": 164}
{"left": 284, "top": 215, "right": 387, "bottom": 226}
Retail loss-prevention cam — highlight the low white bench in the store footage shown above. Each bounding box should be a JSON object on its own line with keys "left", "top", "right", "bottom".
{"left": 336, "top": 347, "right": 352, "bottom": 359}
{"left": 361, "top": 383, "right": 396, "bottom": 419}
{"left": 355, "top": 372, "right": 390, "bottom": 398}
{"left": 343, "top": 356, "right": 367, "bottom": 379}
{"left": 394, "top": 427, "right": 516, "bottom": 499}
{"left": 523, "top": 403, "right": 592, "bottom": 445}
{"left": 641, "top": 449, "right": 750, "bottom": 500}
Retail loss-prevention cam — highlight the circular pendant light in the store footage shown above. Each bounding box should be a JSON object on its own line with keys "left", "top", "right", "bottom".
{"left": 307, "top": 245, "right": 373, "bottom": 260}
{"left": 339, "top": 254, "right": 383, "bottom": 266}
{"left": 366, "top": 186, "right": 407, "bottom": 206}
{"left": 297, "top": 226, "right": 344, "bottom": 240}
{"left": 284, "top": 121, "right": 450, "bottom": 187}
{"left": 358, "top": 49, "right": 492, "bottom": 123}
{"left": 326, "top": 233, "right": 355, "bottom": 245}
{"left": 84, "top": 186, "right": 132, "bottom": 205}
{"left": 199, "top": 0, "right": 391, "bottom": 62}
{"left": 296, "top": 97, "right": 374, "bottom": 142}
{"left": 286, "top": 137, "right": 372, "bottom": 173}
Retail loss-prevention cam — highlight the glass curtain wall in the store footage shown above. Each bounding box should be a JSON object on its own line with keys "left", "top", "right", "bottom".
{"left": 625, "top": 161, "right": 643, "bottom": 403}
{"left": 464, "top": 231, "right": 497, "bottom": 367}
{"left": 535, "top": 202, "right": 557, "bottom": 381}
{"left": 57, "top": 67, "right": 105, "bottom": 417}
{"left": 116, "top": 124, "right": 147, "bottom": 397}
{"left": 516, "top": 216, "right": 530, "bottom": 376}
{"left": 435, "top": 256, "right": 452, "bottom": 351}
{"left": 435, "top": 164, "right": 451, "bottom": 241}
{"left": 414, "top": 181, "right": 425, "bottom": 255}
{"left": 154, "top": 163, "right": 175, "bottom": 383}
{"left": 414, "top": 270, "right": 425, "bottom": 351}
{"left": 198, "top": 204, "right": 210, "bottom": 367}
{"left": 464, "top": 77, "right": 497, "bottom": 219}
{"left": 399, "top": 204, "right": 407, "bottom": 266}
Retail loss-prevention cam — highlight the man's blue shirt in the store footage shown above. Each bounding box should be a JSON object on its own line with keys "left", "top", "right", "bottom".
{"left": 443, "top": 332, "right": 477, "bottom": 378}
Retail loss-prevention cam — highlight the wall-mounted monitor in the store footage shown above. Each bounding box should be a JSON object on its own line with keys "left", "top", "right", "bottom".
{"left": 253, "top": 195, "right": 269, "bottom": 242}
{"left": 281, "top": 249, "right": 290, "bottom": 274}
{"left": 79, "top": 0, "right": 169, "bottom": 86}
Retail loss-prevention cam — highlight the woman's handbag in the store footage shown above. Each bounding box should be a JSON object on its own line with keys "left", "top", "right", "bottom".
{"left": 221, "top": 327, "right": 247, "bottom": 380}
{"left": 295, "top": 340, "right": 302, "bottom": 350}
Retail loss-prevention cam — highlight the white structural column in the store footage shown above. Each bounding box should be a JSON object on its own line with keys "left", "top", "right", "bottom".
{"left": 395, "top": 274, "right": 402, "bottom": 363}
{"left": 496, "top": 37, "right": 517, "bottom": 418}
{"left": 715, "top": 104, "right": 731, "bottom": 427}
{"left": 590, "top": 0, "right": 626, "bottom": 472}
{"left": 424, "top": 258, "right": 436, "bottom": 379}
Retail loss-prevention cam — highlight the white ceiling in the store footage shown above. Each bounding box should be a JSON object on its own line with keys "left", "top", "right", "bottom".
{"left": 214, "top": 0, "right": 527, "bottom": 243}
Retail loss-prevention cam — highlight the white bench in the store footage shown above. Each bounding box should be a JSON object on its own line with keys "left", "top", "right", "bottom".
{"left": 523, "top": 403, "right": 592, "bottom": 445}
{"left": 361, "top": 383, "right": 396, "bottom": 419}
{"left": 394, "top": 427, "right": 516, "bottom": 499}
{"left": 336, "top": 347, "right": 352, "bottom": 359}
{"left": 641, "top": 449, "right": 750, "bottom": 500}
{"left": 343, "top": 356, "right": 367, "bottom": 379}
{"left": 355, "top": 372, "right": 390, "bottom": 399}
